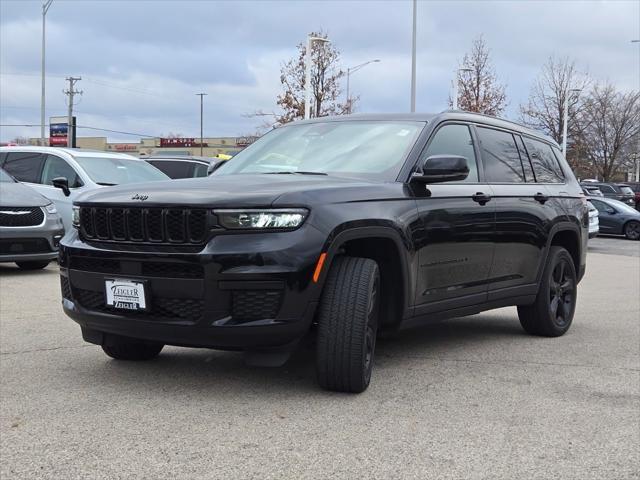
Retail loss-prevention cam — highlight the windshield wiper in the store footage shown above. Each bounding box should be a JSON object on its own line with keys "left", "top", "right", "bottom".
{"left": 263, "top": 171, "right": 328, "bottom": 176}
{"left": 96, "top": 182, "right": 118, "bottom": 186}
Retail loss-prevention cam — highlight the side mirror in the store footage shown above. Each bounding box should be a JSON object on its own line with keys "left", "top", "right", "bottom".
{"left": 52, "top": 177, "right": 70, "bottom": 197}
{"left": 411, "top": 155, "right": 469, "bottom": 184}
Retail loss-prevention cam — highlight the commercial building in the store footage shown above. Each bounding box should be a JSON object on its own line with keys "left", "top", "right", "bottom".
{"left": 26, "top": 135, "right": 258, "bottom": 157}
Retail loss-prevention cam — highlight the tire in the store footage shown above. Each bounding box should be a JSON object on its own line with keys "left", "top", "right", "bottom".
{"left": 102, "top": 337, "right": 164, "bottom": 361}
{"left": 15, "top": 261, "right": 50, "bottom": 270}
{"left": 316, "top": 256, "right": 380, "bottom": 393}
{"left": 624, "top": 221, "right": 640, "bottom": 240}
{"left": 518, "top": 246, "right": 577, "bottom": 337}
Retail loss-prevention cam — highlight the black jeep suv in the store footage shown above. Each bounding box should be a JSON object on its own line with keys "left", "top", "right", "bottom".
{"left": 60, "top": 112, "right": 587, "bottom": 393}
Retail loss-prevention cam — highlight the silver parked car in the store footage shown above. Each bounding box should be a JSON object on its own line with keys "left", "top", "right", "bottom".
{"left": 0, "top": 147, "right": 169, "bottom": 231}
{"left": 0, "top": 168, "right": 64, "bottom": 270}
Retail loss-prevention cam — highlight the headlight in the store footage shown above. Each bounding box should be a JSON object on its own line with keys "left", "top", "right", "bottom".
{"left": 72, "top": 206, "right": 80, "bottom": 228}
{"left": 214, "top": 208, "right": 308, "bottom": 230}
{"left": 44, "top": 203, "right": 57, "bottom": 215}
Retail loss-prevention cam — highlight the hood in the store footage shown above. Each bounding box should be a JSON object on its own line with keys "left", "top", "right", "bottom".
{"left": 74, "top": 174, "right": 398, "bottom": 208}
{"left": 0, "top": 181, "right": 51, "bottom": 207}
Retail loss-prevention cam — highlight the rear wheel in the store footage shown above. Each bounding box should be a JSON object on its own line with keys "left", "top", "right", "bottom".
{"left": 624, "top": 221, "right": 640, "bottom": 240}
{"left": 15, "top": 261, "right": 50, "bottom": 270}
{"left": 316, "top": 256, "right": 380, "bottom": 393}
{"left": 518, "top": 246, "right": 576, "bottom": 337}
{"left": 102, "top": 336, "right": 164, "bottom": 361}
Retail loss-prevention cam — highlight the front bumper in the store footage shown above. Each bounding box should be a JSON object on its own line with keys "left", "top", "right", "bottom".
{"left": 59, "top": 226, "right": 326, "bottom": 349}
{"left": 0, "top": 214, "right": 64, "bottom": 263}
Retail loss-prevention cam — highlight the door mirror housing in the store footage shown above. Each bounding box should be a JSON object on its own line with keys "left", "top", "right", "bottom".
{"left": 411, "top": 155, "right": 470, "bottom": 184}
{"left": 52, "top": 177, "right": 71, "bottom": 197}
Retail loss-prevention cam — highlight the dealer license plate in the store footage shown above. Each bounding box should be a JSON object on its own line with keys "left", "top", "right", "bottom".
{"left": 105, "top": 279, "right": 147, "bottom": 311}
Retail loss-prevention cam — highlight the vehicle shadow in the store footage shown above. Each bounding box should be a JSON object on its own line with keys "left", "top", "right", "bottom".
{"left": 77, "top": 313, "right": 526, "bottom": 397}
{"left": 0, "top": 263, "right": 59, "bottom": 276}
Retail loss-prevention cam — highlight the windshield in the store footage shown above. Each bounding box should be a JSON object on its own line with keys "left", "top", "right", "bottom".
{"left": 215, "top": 120, "right": 425, "bottom": 181}
{"left": 618, "top": 186, "right": 634, "bottom": 195}
{"left": 0, "top": 169, "right": 15, "bottom": 183}
{"left": 74, "top": 156, "right": 169, "bottom": 185}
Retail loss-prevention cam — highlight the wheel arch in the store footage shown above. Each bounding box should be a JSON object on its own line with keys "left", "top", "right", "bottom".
{"left": 318, "top": 226, "right": 413, "bottom": 328}
{"left": 545, "top": 224, "right": 582, "bottom": 282}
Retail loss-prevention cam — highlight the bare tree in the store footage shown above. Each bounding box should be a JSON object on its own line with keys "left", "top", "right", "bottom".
{"left": 520, "top": 56, "right": 590, "bottom": 146}
{"left": 9, "top": 136, "right": 29, "bottom": 145}
{"left": 275, "top": 31, "right": 349, "bottom": 125}
{"left": 575, "top": 83, "right": 640, "bottom": 181}
{"left": 451, "top": 35, "right": 507, "bottom": 116}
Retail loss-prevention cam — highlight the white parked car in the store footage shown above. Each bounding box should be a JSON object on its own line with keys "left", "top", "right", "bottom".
{"left": 587, "top": 200, "right": 599, "bottom": 239}
{"left": 0, "top": 147, "right": 169, "bottom": 231}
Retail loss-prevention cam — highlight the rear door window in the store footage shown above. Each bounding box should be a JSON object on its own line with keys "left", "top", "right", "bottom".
{"left": 476, "top": 127, "right": 524, "bottom": 183}
{"left": 3, "top": 152, "right": 46, "bottom": 183}
{"left": 522, "top": 138, "right": 565, "bottom": 183}
{"left": 147, "top": 160, "right": 194, "bottom": 179}
{"left": 421, "top": 124, "right": 478, "bottom": 182}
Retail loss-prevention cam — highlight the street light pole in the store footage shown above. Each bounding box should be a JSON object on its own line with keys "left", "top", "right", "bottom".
{"left": 452, "top": 67, "right": 473, "bottom": 110}
{"left": 305, "top": 35, "right": 330, "bottom": 120}
{"left": 345, "top": 59, "right": 380, "bottom": 114}
{"left": 40, "top": 0, "right": 53, "bottom": 146}
{"left": 196, "top": 93, "right": 207, "bottom": 156}
{"left": 562, "top": 88, "right": 582, "bottom": 157}
{"left": 410, "top": 0, "right": 417, "bottom": 113}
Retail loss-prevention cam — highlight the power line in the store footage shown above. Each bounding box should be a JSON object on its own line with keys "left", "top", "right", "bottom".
{"left": 0, "top": 124, "right": 156, "bottom": 138}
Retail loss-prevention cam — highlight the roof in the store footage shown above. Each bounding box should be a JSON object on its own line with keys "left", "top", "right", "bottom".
{"left": 145, "top": 155, "right": 215, "bottom": 163}
{"left": 292, "top": 111, "right": 558, "bottom": 146}
{"left": 0, "top": 146, "right": 139, "bottom": 160}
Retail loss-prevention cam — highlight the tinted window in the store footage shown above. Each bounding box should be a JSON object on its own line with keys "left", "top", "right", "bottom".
{"left": 522, "top": 138, "right": 565, "bottom": 183}
{"left": 3, "top": 152, "right": 46, "bottom": 183}
{"left": 42, "top": 155, "right": 82, "bottom": 187}
{"left": 148, "top": 160, "right": 194, "bottom": 179}
{"left": 597, "top": 184, "right": 616, "bottom": 194}
{"left": 590, "top": 199, "right": 614, "bottom": 214}
{"left": 515, "top": 136, "right": 535, "bottom": 182}
{"left": 477, "top": 127, "right": 524, "bottom": 183}
{"left": 193, "top": 163, "right": 209, "bottom": 177}
{"left": 421, "top": 124, "right": 478, "bottom": 182}
{"left": 618, "top": 186, "right": 634, "bottom": 195}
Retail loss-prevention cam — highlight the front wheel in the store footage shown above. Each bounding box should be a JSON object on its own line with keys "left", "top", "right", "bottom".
{"left": 518, "top": 246, "right": 577, "bottom": 337}
{"left": 624, "top": 221, "right": 640, "bottom": 240}
{"left": 316, "top": 256, "right": 380, "bottom": 393}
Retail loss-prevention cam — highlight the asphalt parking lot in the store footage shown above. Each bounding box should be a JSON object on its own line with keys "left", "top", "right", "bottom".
{"left": 1, "top": 237, "right": 638, "bottom": 479}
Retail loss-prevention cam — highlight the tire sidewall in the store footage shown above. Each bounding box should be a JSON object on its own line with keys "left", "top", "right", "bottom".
{"left": 542, "top": 247, "right": 577, "bottom": 335}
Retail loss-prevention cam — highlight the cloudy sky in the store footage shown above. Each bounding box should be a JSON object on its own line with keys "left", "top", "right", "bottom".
{"left": 1, "top": 0, "right": 638, "bottom": 143}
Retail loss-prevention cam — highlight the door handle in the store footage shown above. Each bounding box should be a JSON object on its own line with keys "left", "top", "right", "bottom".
{"left": 534, "top": 192, "right": 549, "bottom": 204}
{"left": 471, "top": 192, "right": 492, "bottom": 205}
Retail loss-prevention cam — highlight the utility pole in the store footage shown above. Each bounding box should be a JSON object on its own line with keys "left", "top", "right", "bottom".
{"left": 196, "top": 93, "right": 207, "bottom": 156}
{"left": 41, "top": 0, "right": 54, "bottom": 146}
{"left": 410, "top": 0, "right": 417, "bottom": 113}
{"left": 305, "top": 35, "right": 330, "bottom": 120}
{"left": 64, "top": 77, "right": 82, "bottom": 148}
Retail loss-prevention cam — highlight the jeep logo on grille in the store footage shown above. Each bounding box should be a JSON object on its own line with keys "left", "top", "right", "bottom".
{"left": 131, "top": 194, "right": 148, "bottom": 201}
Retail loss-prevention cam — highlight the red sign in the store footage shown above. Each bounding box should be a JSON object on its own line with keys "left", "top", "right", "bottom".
{"left": 49, "top": 136, "right": 68, "bottom": 146}
{"left": 113, "top": 144, "right": 137, "bottom": 151}
{"left": 160, "top": 138, "right": 207, "bottom": 148}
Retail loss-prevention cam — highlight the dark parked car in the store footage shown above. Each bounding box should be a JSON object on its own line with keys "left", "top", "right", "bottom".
{"left": 145, "top": 156, "right": 227, "bottom": 179}
{"left": 581, "top": 182, "right": 635, "bottom": 206}
{"left": 588, "top": 197, "right": 640, "bottom": 240}
{"left": 60, "top": 112, "right": 587, "bottom": 393}
{"left": 0, "top": 168, "right": 64, "bottom": 269}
